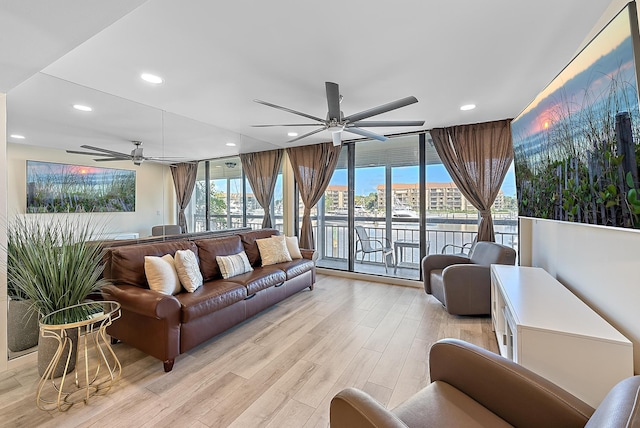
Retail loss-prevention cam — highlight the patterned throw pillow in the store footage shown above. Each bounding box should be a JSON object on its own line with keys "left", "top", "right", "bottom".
{"left": 144, "top": 254, "right": 182, "bottom": 295}
{"left": 256, "top": 235, "right": 292, "bottom": 266}
{"left": 174, "top": 249, "right": 203, "bottom": 292}
{"left": 216, "top": 251, "right": 253, "bottom": 279}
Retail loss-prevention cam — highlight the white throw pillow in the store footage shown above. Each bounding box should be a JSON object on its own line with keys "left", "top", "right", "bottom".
{"left": 216, "top": 251, "right": 253, "bottom": 279}
{"left": 144, "top": 254, "right": 182, "bottom": 295}
{"left": 256, "top": 235, "right": 292, "bottom": 266}
{"left": 174, "top": 249, "right": 203, "bottom": 292}
{"left": 276, "top": 235, "right": 302, "bottom": 259}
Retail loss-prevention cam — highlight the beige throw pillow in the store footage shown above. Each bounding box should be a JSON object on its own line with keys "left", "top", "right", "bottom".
{"left": 144, "top": 254, "right": 182, "bottom": 295}
{"left": 174, "top": 249, "right": 203, "bottom": 292}
{"left": 257, "top": 235, "right": 292, "bottom": 266}
{"left": 216, "top": 251, "right": 253, "bottom": 279}
{"left": 275, "top": 235, "right": 302, "bottom": 259}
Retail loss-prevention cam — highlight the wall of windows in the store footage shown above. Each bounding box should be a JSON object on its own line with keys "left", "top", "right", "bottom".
{"left": 186, "top": 133, "right": 517, "bottom": 282}
{"left": 313, "top": 132, "right": 518, "bottom": 280}
{"left": 187, "top": 156, "right": 283, "bottom": 233}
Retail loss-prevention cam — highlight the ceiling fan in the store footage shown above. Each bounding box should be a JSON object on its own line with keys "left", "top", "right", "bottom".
{"left": 66, "top": 141, "right": 184, "bottom": 166}
{"left": 253, "top": 81, "right": 425, "bottom": 146}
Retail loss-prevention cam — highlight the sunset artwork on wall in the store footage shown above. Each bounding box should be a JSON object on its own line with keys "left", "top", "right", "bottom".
{"left": 26, "top": 160, "right": 136, "bottom": 213}
{"left": 512, "top": 2, "right": 640, "bottom": 229}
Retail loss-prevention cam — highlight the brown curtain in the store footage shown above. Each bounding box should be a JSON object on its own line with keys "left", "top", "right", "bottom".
{"left": 170, "top": 161, "right": 199, "bottom": 233}
{"left": 287, "top": 142, "right": 342, "bottom": 249}
{"left": 430, "top": 119, "right": 513, "bottom": 242}
{"left": 240, "top": 149, "right": 284, "bottom": 229}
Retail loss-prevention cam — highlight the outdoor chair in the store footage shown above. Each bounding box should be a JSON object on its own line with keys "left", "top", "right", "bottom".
{"left": 441, "top": 236, "right": 476, "bottom": 256}
{"left": 355, "top": 225, "right": 395, "bottom": 273}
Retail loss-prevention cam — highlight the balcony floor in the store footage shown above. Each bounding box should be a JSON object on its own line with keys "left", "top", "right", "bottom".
{"left": 317, "top": 257, "right": 421, "bottom": 280}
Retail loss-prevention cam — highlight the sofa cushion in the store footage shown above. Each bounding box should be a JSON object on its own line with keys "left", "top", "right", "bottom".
{"left": 174, "top": 249, "right": 203, "bottom": 292}
{"left": 226, "top": 266, "right": 286, "bottom": 295}
{"left": 393, "top": 381, "right": 512, "bottom": 428}
{"left": 238, "top": 228, "right": 279, "bottom": 266}
{"left": 196, "top": 235, "right": 245, "bottom": 281}
{"left": 216, "top": 251, "right": 253, "bottom": 279}
{"left": 275, "top": 259, "right": 315, "bottom": 280}
{"left": 256, "top": 235, "right": 292, "bottom": 266}
{"left": 109, "top": 241, "right": 198, "bottom": 288}
{"left": 176, "top": 281, "right": 247, "bottom": 323}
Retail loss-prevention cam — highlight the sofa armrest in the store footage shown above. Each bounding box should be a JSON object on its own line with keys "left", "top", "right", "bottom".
{"left": 421, "top": 254, "right": 470, "bottom": 294}
{"left": 300, "top": 248, "right": 317, "bottom": 262}
{"left": 101, "top": 284, "right": 181, "bottom": 319}
{"left": 330, "top": 388, "right": 408, "bottom": 428}
{"left": 429, "top": 339, "right": 594, "bottom": 428}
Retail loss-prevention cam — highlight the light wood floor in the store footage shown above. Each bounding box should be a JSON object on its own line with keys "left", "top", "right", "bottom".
{"left": 0, "top": 274, "right": 498, "bottom": 428}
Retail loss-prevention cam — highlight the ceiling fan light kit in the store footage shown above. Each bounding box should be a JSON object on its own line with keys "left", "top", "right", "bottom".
{"left": 253, "top": 81, "right": 425, "bottom": 146}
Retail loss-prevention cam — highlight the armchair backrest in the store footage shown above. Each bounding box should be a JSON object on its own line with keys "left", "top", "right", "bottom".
{"left": 469, "top": 241, "right": 516, "bottom": 267}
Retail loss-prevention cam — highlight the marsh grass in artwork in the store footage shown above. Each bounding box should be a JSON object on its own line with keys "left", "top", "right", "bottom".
{"left": 512, "top": 4, "right": 640, "bottom": 229}
{"left": 26, "top": 161, "right": 136, "bottom": 213}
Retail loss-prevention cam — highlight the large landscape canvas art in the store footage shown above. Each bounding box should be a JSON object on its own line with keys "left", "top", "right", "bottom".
{"left": 27, "top": 161, "right": 136, "bottom": 213}
{"left": 512, "top": 3, "right": 640, "bottom": 229}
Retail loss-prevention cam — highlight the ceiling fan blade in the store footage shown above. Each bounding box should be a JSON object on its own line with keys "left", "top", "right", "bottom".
{"left": 94, "top": 157, "right": 130, "bottom": 162}
{"left": 343, "top": 127, "right": 388, "bottom": 142}
{"left": 350, "top": 120, "right": 425, "bottom": 127}
{"left": 326, "top": 82, "right": 341, "bottom": 121}
{"left": 80, "top": 145, "right": 130, "bottom": 158}
{"left": 344, "top": 96, "right": 419, "bottom": 123}
{"left": 254, "top": 99, "right": 326, "bottom": 123}
{"left": 66, "top": 149, "right": 115, "bottom": 156}
{"left": 331, "top": 131, "right": 342, "bottom": 147}
{"left": 287, "top": 127, "right": 327, "bottom": 143}
{"left": 252, "top": 123, "right": 322, "bottom": 127}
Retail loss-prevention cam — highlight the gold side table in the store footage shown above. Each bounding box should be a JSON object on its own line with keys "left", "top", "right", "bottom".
{"left": 37, "top": 301, "right": 122, "bottom": 411}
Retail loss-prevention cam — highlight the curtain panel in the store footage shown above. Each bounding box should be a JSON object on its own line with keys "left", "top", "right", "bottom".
{"left": 286, "top": 142, "right": 342, "bottom": 249}
{"left": 240, "top": 149, "right": 284, "bottom": 229}
{"left": 170, "top": 161, "right": 199, "bottom": 233}
{"left": 430, "top": 119, "right": 513, "bottom": 242}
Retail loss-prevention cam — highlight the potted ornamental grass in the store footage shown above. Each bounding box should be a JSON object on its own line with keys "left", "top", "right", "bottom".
{"left": 6, "top": 215, "right": 110, "bottom": 375}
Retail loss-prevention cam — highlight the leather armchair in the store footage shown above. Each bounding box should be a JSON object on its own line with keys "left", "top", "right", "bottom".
{"left": 422, "top": 241, "right": 516, "bottom": 315}
{"left": 330, "top": 338, "right": 640, "bottom": 428}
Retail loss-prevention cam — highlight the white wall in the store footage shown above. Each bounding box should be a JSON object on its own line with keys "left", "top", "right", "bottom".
{"left": 521, "top": 217, "right": 640, "bottom": 373}
{"left": 8, "top": 143, "right": 176, "bottom": 238}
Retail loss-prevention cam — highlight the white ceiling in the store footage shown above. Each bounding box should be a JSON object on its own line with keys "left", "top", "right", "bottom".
{"left": 1, "top": 0, "right": 616, "bottom": 163}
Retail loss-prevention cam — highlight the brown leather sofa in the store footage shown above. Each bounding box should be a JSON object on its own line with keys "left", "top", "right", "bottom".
{"left": 101, "top": 228, "right": 315, "bottom": 372}
{"left": 330, "top": 338, "right": 640, "bottom": 427}
{"left": 422, "top": 241, "right": 516, "bottom": 315}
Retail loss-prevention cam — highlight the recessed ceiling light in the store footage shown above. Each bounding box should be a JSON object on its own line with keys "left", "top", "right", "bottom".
{"left": 10, "top": 134, "right": 25, "bottom": 139}
{"left": 287, "top": 132, "right": 298, "bottom": 137}
{"left": 226, "top": 142, "right": 236, "bottom": 147}
{"left": 141, "top": 73, "right": 163, "bottom": 84}
{"left": 460, "top": 104, "right": 476, "bottom": 111}
{"left": 73, "top": 104, "right": 93, "bottom": 112}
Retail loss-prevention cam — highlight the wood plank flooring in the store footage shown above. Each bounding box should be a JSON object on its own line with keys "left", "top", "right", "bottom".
{"left": 0, "top": 274, "right": 498, "bottom": 427}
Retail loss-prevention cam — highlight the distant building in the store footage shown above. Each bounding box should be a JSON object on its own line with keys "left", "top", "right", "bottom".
{"left": 324, "top": 185, "right": 348, "bottom": 213}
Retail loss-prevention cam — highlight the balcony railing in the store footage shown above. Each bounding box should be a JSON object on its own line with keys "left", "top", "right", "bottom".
{"left": 191, "top": 213, "right": 518, "bottom": 279}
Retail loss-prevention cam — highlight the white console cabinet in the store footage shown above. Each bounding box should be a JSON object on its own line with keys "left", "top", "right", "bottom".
{"left": 490, "top": 265, "right": 633, "bottom": 407}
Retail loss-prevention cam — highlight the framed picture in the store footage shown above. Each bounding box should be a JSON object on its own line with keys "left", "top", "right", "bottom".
{"left": 26, "top": 160, "right": 136, "bottom": 213}
{"left": 512, "top": 3, "right": 640, "bottom": 229}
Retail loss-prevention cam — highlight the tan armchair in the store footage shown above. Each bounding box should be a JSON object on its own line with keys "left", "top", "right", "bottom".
{"left": 330, "top": 338, "right": 640, "bottom": 428}
{"left": 421, "top": 241, "right": 516, "bottom": 315}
